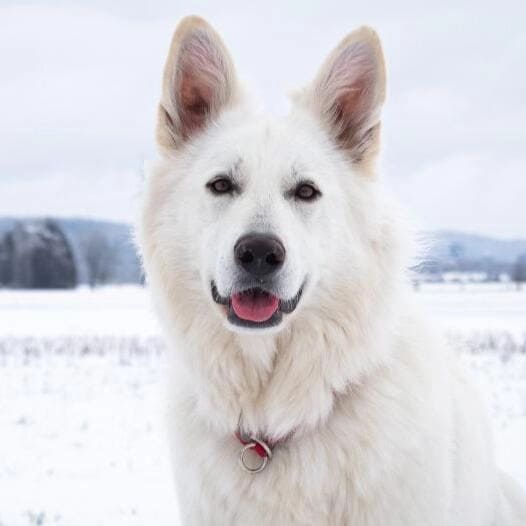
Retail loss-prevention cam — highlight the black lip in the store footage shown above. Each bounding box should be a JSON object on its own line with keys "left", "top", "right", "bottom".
{"left": 211, "top": 281, "right": 229, "bottom": 305}
{"left": 210, "top": 281, "right": 304, "bottom": 329}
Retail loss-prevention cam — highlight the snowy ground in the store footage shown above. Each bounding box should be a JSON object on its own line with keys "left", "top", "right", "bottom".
{"left": 0, "top": 284, "right": 525, "bottom": 525}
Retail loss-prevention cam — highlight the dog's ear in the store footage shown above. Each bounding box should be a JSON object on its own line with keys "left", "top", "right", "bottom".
{"left": 298, "top": 27, "right": 386, "bottom": 166}
{"left": 157, "top": 16, "right": 239, "bottom": 152}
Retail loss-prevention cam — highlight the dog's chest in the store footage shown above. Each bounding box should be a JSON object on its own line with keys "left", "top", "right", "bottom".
{"left": 170, "top": 397, "right": 450, "bottom": 526}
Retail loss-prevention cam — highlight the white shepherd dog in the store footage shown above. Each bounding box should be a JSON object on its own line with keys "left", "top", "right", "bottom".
{"left": 137, "top": 15, "right": 526, "bottom": 525}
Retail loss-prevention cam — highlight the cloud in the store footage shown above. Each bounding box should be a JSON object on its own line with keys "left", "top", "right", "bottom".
{"left": 1, "top": 1, "right": 525, "bottom": 237}
{"left": 388, "top": 153, "right": 526, "bottom": 237}
{"left": 0, "top": 166, "right": 144, "bottom": 223}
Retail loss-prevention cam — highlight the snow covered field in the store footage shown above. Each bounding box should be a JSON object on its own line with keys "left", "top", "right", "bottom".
{"left": 0, "top": 284, "right": 525, "bottom": 525}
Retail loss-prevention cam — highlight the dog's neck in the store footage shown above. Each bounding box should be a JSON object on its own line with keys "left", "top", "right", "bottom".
{"left": 169, "top": 290, "right": 400, "bottom": 442}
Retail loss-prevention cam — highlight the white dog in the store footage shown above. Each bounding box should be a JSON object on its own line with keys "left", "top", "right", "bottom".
{"left": 137, "top": 16, "right": 526, "bottom": 525}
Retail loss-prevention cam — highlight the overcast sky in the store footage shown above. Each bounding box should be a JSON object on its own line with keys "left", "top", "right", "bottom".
{"left": 1, "top": 0, "right": 525, "bottom": 238}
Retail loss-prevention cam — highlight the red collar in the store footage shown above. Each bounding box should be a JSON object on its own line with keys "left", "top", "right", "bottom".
{"left": 235, "top": 430, "right": 279, "bottom": 458}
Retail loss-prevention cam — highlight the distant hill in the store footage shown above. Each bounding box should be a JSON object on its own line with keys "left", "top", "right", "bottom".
{"left": 1, "top": 217, "right": 525, "bottom": 287}
{"left": 0, "top": 217, "right": 142, "bottom": 287}
{"left": 426, "top": 231, "right": 526, "bottom": 264}
{"left": 58, "top": 218, "right": 141, "bottom": 285}
{"left": 0, "top": 218, "right": 17, "bottom": 235}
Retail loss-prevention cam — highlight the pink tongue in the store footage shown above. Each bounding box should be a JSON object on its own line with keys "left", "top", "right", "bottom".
{"left": 231, "top": 290, "right": 279, "bottom": 322}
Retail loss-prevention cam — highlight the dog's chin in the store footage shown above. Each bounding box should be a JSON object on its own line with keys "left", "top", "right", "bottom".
{"left": 210, "top": 281, "right": 304, "bottom": 333}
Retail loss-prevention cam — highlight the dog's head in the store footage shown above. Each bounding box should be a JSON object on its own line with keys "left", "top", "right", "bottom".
{"left": 139, "top": 16, "right": 399, "bottom": 336}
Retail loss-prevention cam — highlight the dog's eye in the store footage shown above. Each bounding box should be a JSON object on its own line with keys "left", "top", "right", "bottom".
{"left": 207, "top": 177, "right": 234, "bottom": 195}
{"left": 295, "top": 183, "right": 320, "bottom": 202}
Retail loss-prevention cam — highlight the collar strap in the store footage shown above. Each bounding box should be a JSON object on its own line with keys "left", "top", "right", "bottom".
{"left": 235, "top": 430, "right": 276, "bottom": 459}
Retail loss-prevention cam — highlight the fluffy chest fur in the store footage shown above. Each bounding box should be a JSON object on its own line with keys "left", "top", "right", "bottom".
{"left": 164, "top": 312, "right": 498, "bottom": 525}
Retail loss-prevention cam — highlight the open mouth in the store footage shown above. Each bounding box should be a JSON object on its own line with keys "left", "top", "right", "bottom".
{"left": 211, "top": 282, "right": 303, "bottom": 329}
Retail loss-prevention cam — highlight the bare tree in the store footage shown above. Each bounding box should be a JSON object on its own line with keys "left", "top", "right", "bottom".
{"left": 85, "top": 232, "right": 115, "bottom": 288}
{"left": 511, "top": 254, "right": 526, "bottom": 291}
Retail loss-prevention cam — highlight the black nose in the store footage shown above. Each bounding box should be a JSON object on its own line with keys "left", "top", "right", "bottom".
{"left": 234, "top": 234, "right": 285, "bottom": 278}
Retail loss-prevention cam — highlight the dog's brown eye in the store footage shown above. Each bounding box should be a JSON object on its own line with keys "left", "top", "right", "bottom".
{"left": 207, "top": 177, "right": 233, "bottom": 195}
{"left": 295, "top": 183, "right": 320, "bottom": 201}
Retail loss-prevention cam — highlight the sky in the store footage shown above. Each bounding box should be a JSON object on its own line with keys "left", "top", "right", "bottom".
{"left": 0, "top": 0, "right": 525, "bottom": 238}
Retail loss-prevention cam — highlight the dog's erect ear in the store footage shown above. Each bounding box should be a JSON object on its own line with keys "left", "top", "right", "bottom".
{"left": 299, "top": 27, "right": 386, "bottom": 165}
{"left": 157, "top": 16, "right": 239, "bottom": 152}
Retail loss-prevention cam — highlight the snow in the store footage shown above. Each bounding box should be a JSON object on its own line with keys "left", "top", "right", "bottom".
{"left": 417, "top": 282, "right": 526, "bottom": 336}
{"left": 0, "top": 337, "right": 178, "bottom": 525}
{"left": 0, "top": 284, "right": 525, "bottom": 525}
{"left": 0, "top": 286, "right": 160, "bottom": 337}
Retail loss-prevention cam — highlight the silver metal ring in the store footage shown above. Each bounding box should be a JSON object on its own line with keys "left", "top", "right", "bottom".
{"left": 239, "top": 441, "right": 270, "bottom": 474}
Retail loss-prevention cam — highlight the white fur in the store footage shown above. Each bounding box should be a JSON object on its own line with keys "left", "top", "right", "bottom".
{"left": 137, "top": 16, "right": 526, "bottom": 525}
